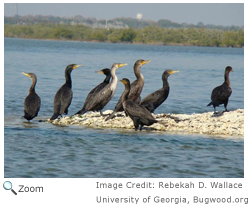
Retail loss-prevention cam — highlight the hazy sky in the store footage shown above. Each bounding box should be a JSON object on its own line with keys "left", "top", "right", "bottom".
{"left": 4, "top": 3, "right": 244, "bottom": 26}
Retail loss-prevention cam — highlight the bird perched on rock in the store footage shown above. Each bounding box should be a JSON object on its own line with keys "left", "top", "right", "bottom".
{"left": 75, "top": 63, "right": 127, "bottom": 116}
{"left": 140, "top": 69, "right": 179, "bottom": 113}
{"left": 106, "top": 59, "right": 150, "bottom": 121}
{"left": 120, "top": 78, "right": 157, "bottom": 131}
{"left": 75, "top": 68, "right": 111, "bottom": 116}
{"left": 50, "top": 64, "right": 83, "bottom": 120}
{"left": 207, "top": 66, "right": 234, "bottom": 113}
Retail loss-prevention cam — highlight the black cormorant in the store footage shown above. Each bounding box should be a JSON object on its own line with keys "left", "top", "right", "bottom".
{"left": 50, "top": 64, "right": 83, "bottom": 120}
{"left": 76, "top": 63, "right": 127, "bottom": 116}
{"left": 106, "top": 59, "right": 150, "bottom": 121}
{"left": 22, "top": 72, "right": 41, "bottom": 121}
{"left": 75, "top": 68, "right": 111, "bottom": 116}
{"left": 120, "top": 78, "right": 157, "bottom": 131}
{"left": 207, "top": 66, "right": 234, "bottom": 113}
{"left": 140, "top": 69, "right": 179, "bottom": 113}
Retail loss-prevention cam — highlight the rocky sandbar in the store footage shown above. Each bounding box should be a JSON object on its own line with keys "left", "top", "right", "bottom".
{"left": 49, "top": 109, "right": 244, "bottom": 137}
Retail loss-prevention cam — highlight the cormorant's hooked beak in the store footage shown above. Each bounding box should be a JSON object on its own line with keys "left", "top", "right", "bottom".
{"left": 120, "top": 79, "right": 128, "bottom": 85}
{"left": 231, "top": 69, "right": 234, "bottom": 72}
{"left": 170, "top": 70, "right": 179, "bottom": 74}
{"left": 141, "top": 60, "right": 151, "bottom": 65}
{"left": 95, "top": 70, "right": 104, "bottom": 74}
{"left": 118, "top": 63, "right": 128, "bottom": 68}
{"left": 73, "top": 64, "right": 83, "bottom": 69}
{"left": 22, "top": 72, "right": 31, "bottom": 78}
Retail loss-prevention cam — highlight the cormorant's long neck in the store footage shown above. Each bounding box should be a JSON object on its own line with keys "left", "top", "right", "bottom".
{"left": 224, "top": 71, "right": 231, "bottom": 86}
{"left": 29, "top": 78, "right": 37, "bottom": 93}
{"left": 162, "top": 74, "right": 170, "bottom": 89}
{"left": 65, "top": 70, "right": 72, "bottom": 88}
{"left": 103, "top": 74, "right": 111, "bottom": 83}
{"left": 134, "top": 64, "right": 144, "bottom": 82}
{"left": 110, "top": 67, "right": 118, "bottom": 89}
{"left": 122, "top": 83, "right": 130, "bottom": 103}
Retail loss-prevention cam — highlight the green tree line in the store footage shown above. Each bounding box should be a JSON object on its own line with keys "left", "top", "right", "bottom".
{"left": 4, "top": 23, "right": 244, "bottom": 47}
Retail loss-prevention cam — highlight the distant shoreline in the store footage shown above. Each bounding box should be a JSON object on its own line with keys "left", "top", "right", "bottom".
{"left": 4, "top": 22, "right": 244, "bottom": 48}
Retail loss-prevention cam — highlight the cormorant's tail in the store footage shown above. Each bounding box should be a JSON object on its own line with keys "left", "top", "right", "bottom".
{"left": 151, "top": 119, "right": 158, "bottom": 124}
{"left": 23, "top": 112, "right": 33, "bottom": 121}
{"left": 207, "top": 101, "right": 213, "bottom": 106}
{"left": 75, "top": 109, "right": 87, "bottom": 115}
{"left": 50, "top": 113, "right": 59, "bottom": 121}
{"left": 105, "top": 111, "right": 116, "bottom": 121}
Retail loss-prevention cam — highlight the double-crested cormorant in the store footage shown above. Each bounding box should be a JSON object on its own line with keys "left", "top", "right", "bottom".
{"left": 22, "top": 72, "right": 41, "bottom": 121}
{"left": 106, "top": 59, "right": 150, "bottom": 121}
{"left": 207, "top": 66, "right": 234, "bottom": 113}
{"left": 76, "top": 63, "right": 127, "bottom": 116}
{"left": 120, "top": 78, "right": 157, "bottom": 131}
{"left": 75, "top": 68, "right": 111, "bottom": 115}
{"left": 140, "top": 69, "right": 179, "bottom": 113}
{"left": 50, "top": 64, "right": 83, "bottom": 120}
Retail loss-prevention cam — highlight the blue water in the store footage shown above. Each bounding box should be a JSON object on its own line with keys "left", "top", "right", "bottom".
{"left": 4, "top": 38, "right": 244, "bottom": 178}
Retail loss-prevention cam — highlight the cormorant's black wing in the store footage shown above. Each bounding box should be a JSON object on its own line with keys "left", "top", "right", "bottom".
{"left": 86, "top": 84, "right": 114, "bottom": 111}
{"left": 83, "top": 82, "right": 108, "bottom": 110}
{"left": 24, "top": 92, "right": 41, "bottom": 119}
{"left": 211, "top": 84, "right": 232, "bottom": 102}
{"left": 125, "top": 100, "right": 157, "bottom": 125}
{"left": 141, "top": 88, "right": 166, "bottom": 105}
{"left": 128, "top": 80, "right": 144, "bottom": 102}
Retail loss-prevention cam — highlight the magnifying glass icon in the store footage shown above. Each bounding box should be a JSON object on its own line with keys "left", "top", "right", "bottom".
{"left": 3, "top": 181, "right": 17, "bottom": 195}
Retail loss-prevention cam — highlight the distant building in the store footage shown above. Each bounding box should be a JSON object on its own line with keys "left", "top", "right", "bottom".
{"left": 136, "top": 13, "right": 143, "bottom": 20}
